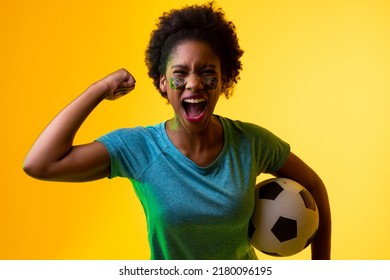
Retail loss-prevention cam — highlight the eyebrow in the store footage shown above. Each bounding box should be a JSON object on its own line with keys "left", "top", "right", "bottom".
{"left": 170, "top": 64, "right": 217, "bottom": 69}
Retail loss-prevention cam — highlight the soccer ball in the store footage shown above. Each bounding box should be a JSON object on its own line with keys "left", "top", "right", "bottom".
{"left": 248, "top": 178, "right": 319, "bottom": 257}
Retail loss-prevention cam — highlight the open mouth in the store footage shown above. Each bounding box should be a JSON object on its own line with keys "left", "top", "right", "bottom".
{"left": 182, "top": 97, "right": 208, "bottom": 122}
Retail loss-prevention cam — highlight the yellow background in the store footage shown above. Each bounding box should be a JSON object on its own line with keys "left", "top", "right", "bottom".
{"left": 1, "top": 0, "right": 389, "bottom": 259}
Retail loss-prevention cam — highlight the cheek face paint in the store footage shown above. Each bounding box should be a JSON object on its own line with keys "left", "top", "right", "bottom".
{"left": 204, "top": 77, "right": 218, "bottom": 90}
{"left": 169, "top": 77, "right": 218, "bottom": 90}
{"left": 170, "top": 78, "right": 186, "bottom": 90}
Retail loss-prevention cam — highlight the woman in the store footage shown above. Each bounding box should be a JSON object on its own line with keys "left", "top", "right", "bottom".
{"left": 23, "top": 2, "right": 331, "bottom": 259}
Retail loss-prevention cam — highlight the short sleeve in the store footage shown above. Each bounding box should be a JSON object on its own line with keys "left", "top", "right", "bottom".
{"left": 243, "top": 122, "right": 291, "bottom": 175}
{"left": 95, "top": 127, "right": 158, "bottom": 180}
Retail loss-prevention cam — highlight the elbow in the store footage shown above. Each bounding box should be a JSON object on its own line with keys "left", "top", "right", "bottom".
{"left": 23, "top": 158, "right": 50, "bottom": 180}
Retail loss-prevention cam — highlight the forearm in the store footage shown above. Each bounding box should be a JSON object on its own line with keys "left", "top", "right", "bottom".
{"left": 310, "top": 178, "right": 332, "bottom": 260}
{"left": 23, "top": 81, "right": 109, "bottom": 176}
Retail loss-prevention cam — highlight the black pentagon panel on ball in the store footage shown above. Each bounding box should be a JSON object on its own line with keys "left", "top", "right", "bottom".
{"left": 271, "top": 216, "right": 297, "bottom": 242}
{"left": 258, "top": 182, "right": 284, "bottom": 200}
{"left": 299, "top": 189, "right": 316, "bottom": 211}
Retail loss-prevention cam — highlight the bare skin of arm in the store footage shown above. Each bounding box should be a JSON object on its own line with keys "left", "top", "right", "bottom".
{"left": 272, "top": 152, "right": 332, "bottom": 260}
{"left": 23, "top": 69, "right": 136, "bottom": 182}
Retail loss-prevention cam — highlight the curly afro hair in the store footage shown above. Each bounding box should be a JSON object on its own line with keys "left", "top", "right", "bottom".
{"left": 145, "top": 1, "right": 243, "bottom": 99}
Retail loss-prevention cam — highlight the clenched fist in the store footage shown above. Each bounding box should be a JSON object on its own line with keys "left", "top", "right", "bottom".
{"left": 99, "top": 68, "right": 136, "bottom": 100}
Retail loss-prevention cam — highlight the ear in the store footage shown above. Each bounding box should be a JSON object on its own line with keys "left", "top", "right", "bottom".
{"left": 159, "top": 74, "right": 167, "bottom": 93}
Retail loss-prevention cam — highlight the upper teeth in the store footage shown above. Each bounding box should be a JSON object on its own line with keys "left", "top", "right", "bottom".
{"left": 183, "top": 98, "right": 206, "bottom": 103}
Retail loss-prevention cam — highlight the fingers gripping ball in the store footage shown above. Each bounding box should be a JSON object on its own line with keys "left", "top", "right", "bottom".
{"left": 249, "top": 178, "right": 319, "bottom": 257}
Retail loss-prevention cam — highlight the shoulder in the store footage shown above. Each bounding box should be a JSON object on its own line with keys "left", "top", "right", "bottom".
{"left": 96, "top": 123, "right": 164, "bottom": 147}
{"left": 219, "top": 116, "right": 275, "bottom": 139}
{"left": 219, "top": 116, "right": 289, "bottom": 153}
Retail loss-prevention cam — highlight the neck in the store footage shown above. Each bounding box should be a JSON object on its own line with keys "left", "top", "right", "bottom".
{"left": 166, "top": 115, "right": 223, "bottom": 154}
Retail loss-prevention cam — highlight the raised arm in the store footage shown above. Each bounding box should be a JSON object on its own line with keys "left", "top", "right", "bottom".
{"left": 272, "top": 152, "right": 332, "bottom": 260}
{"left": 23, "top": 68, "right": 136, "bottom": 182}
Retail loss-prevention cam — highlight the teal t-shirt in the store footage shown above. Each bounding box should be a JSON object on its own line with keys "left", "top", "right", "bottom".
{"left": 96, "top": 116, "right": 290, "bottom": 259}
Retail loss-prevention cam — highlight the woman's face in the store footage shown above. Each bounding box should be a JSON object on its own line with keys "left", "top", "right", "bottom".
{"left": 160, "top": 40, "right": 224, "bottom": 132}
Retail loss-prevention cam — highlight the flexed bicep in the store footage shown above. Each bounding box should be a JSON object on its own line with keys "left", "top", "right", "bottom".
{"left": 48, "top": 142, "right": 111, "bottom": 182}
{"left": 24, "top": 141, "right": 111, "bottom": 182}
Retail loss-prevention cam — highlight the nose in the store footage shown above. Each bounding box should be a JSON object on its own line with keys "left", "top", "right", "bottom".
{"left": 185, "top": 73, "right": 204, "bottom": 92}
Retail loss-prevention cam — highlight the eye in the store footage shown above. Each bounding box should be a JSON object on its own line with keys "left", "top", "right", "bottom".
{"left": 173, "top": 70, "right": 188, "bottom": 77}
{"left": 201, "top": 69, "right": 217, "bottom": 76}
